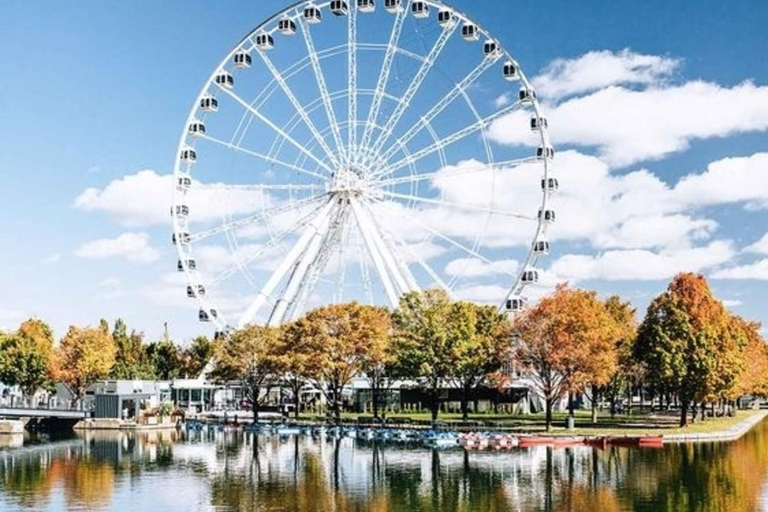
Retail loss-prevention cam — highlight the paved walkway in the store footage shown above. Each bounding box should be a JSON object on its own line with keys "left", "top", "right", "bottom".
{"left": 663, "top": 410, "right": 768, "bottom": 443}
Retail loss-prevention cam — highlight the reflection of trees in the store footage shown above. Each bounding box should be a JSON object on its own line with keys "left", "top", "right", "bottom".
{"left": 0, "top": 451, "right": 54, "bottom": 509}
{"left": 4, "top": 421, "right": 768, "bottom": 511}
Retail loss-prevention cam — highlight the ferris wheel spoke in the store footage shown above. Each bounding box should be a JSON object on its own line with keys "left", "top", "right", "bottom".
{"left": 375, "top": 199, "right": 513, "bottom": 275}
{"left": 379, "top": 190, "right": 537, "bottom": 221}
{"left": 368, "top": 22, "right": 459, "bottom": 157}
{"left": 375, "top": 156, "right": 538, "bottom": 188}
{"left": 197, "top": 133, "right": 328, "bottom": 183}
{"left": 208, "top": 199, "right": 329, "bottom": 286}
{"left": 190, "top": 193, "right": 327, "bottom": 244}
{"left": 257, "top": 50, "right": 341, "bottom": 169}
{"left": 216, "top": 86, "right": 334, "bottom": 175}
{"left": 298, "top": 16, "right": 346, "bottom": 163}
{"left": 356, "top": 227, "right": 375, "bottom": 305}
{"left": 347, "top": 3, "right": 358, "bottom": 162}
{"left": 196, "top": 183, "right": 323, "bottom": 193}
{"left": 360, "top": 0, "right": 410, "bottom": 150}
{"left": 374, "top": 100, "right": 525, "bottom": 180}
{"left": 379, "top": 57, "right": 500, "bottom": 163}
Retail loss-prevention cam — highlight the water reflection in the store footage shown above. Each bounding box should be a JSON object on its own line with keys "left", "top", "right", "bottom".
{"left": 0, "top": 422, "right": 767, "bottom": 512}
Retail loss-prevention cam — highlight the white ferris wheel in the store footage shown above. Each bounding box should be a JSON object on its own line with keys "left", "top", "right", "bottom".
{"left": 172, "top": 0, "right": 556, "bottom": 331}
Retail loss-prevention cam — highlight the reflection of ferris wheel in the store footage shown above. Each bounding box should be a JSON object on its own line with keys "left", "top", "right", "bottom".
{"left": 172, "top": 0, "right": 556, "bottom": 331}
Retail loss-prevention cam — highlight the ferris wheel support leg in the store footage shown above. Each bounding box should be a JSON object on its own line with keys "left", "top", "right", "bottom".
{"left": 267, "top": 206, "right": 335, "bottom": 327}
{"left": 238, "top": 199, "right": 336, "bottom": 328}
{"left": 350, "top": 198, "right": 405, "bottom": 307}
{"left": 362, "top": 200, "right": 419, "bottom": 292}
{"left": 359, "top": 200, "right": 416, "bottom": 294}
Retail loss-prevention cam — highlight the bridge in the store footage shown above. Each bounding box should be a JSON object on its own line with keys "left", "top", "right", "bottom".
{"left": 0, "top": 406, "right": 89, "bottom": 421}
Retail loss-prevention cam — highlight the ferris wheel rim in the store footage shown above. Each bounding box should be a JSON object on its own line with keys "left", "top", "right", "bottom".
{"left": 171, "top": 0, "right": 555, "bottom": 330}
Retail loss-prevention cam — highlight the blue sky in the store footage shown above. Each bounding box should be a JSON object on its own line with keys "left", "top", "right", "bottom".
{"left": 1, "top": 0, "right": 767, "bottom": 341}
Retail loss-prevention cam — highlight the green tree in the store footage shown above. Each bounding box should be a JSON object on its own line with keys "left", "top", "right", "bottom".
{"left": 285, "top": 302, "right": 390, "bottom": 422}
{"left": 389, "top": 289, "right": 461, "bottom": 424}
{"left": 635, "top": 273, "right": 735, "bottom": 426}
{"left": 145, "top": 339, "right": 181, "bottom": 380}
{"left": 451, "top": 303, "right": 512, "bottom": 421}
{"left": 55, "top": 325, "right": 116, "bottom": 401}
{"left": 210, "top": 326, "right": 283, "bottom": 421}
{"left": 0, "top": 319, "right": 55, "bottom": 402}
{"left": 180, "top": 335, "right": 216, "bottom": 378}
{"left": 109, "top": 319, "right": 155, "bottom": 380}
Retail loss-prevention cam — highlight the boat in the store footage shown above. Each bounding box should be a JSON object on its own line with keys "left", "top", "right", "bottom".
{"left": 518, "top": 436, "right": 556, "bottom": 447}
{"left": 276, "top": 426, "right": 302, "bottom": 436}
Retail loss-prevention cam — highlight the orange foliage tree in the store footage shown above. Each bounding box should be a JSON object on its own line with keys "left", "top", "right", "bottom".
{"left": 284, "top": 302, "right": 391, "bottom": 422}
{"left": 54, "top": 325, "right": 116, "bottom": 402}
{"left": 513, "top": 284, "right": 619, "bottom": 431}
{"left": 635, "top": 273, "right": 742, "bottom": 426}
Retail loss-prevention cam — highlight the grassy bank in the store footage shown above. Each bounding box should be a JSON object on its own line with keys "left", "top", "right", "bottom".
{"left": 295, "top": 409, "right": 764, "bottom": 437}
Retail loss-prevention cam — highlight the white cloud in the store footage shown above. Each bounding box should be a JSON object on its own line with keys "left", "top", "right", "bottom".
{"left": 455, "top": 284, "right": 509, "bottom": 304}
{"left": 96, "top": 278, "right": 125, "bottom": 301}
{"left": 722, "top": 299, "right": 742, "bottom": 308}
{"left": 533, "top": 49, "right": 680, "bottom": 99}
{"left": 444, "top": 258, "right": 519, "bottom": 278}
{"left": 712, "top": 259, "right": 768, "bottom": 280}
{"left": 673, "top": 153, "right": 768, "bottom": 209}
{"left": 490, "top": 77, "right": 768, "bottom": 168}
{"left": 746, "top": 233, "right": 768, "bottom": 255}
{"left": 74, "top": 169, "right": 280, "bottom": 227}
{"left": 550, "top": 241, "right": 736, "bottom": 281}
{"left": 43, "top": 253, "right": 61, "bottom": 265}
{"left": 0, "top": 309, "right": 26, "bottom": 331}
{"left": 74, "top": 232, "right": 160, "bottom": 263}
{"left": 494, "top": 93, "right": 512, "bottom": 108}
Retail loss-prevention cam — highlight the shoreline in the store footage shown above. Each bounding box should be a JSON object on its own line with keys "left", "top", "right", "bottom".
{"left": 186, "top": 409, "right": 768, "bottom": 446}
{"left": 662, "top": 410, "right": 768, "bottom": 444}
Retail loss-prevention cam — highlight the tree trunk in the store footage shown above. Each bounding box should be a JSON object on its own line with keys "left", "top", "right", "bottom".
{"left": 609, "top": 393, "right": 617, "bottom": 419}
{"left": 461, "top": 382, "right": 470, "bottom": 422}
{"left": 545, "top": 397, "right": 554, "bottom": 432}
{"left": 291, "top": 377, "right": 301, "bottom": 419}
{"left": 372, "top": 377, "right": 380, "bottom": 420}
{"left": 430, "top": 384, "right": 439, "bottom": 425}
{"left": 252, "top": 390, "right": 260, "bottom": 423}
{"left": 591, "top": 385, "right": 599, "bottom": 424}
{"left": 626, "top": 384, "right": 633, "bottom": 416}
{"left": 680, "top": 399, "right": 689, "bottom": 427}
{"left": 568, "top": 392, "right": 575, "bottom": 417}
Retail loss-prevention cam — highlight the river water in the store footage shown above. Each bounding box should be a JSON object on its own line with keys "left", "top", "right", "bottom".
{"left": 1, "top": 421, "right": 767, "bottom": 512}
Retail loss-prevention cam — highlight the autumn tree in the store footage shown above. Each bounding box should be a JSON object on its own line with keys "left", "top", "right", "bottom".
{"left": 601, "top": 296, "right": 640, "bottom": 418}
{"left": 358, "top": 317, "right": 394, "bottom": 420}
{"left": 55, "top": 325, "right": 116, "bottom": 402}
{"left": 273, "top": 328, "right": 312, "bottom": 419}
{"left": 389, "top": 289, "right": 461, "bottom": 424}
{"left": 109, "top": 319, "right": 155, "bottom": 380}
{"left": 635, "top": 273, "right": 736, "bottom": 426}
{"left": 513, "top": 285, "right": 619, "bottom": 431}
{"left": 451, "top": 303, "right": 512, "bottom": 421}
{"left": 210, "top": 326, "right": 283, "bottom": 422}
{"left": 0, "top": 318, "right": 55, "bottom": 402}
{"left": 730, "top": 317, "right": 768, "bottom": 399}
{"left": 285, "top": 302, "right": 390, "bottom": 423}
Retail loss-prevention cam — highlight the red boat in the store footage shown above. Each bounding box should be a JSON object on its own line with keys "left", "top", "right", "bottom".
{"left": 518, "top": 436, "right": 556, "bottom": 447}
